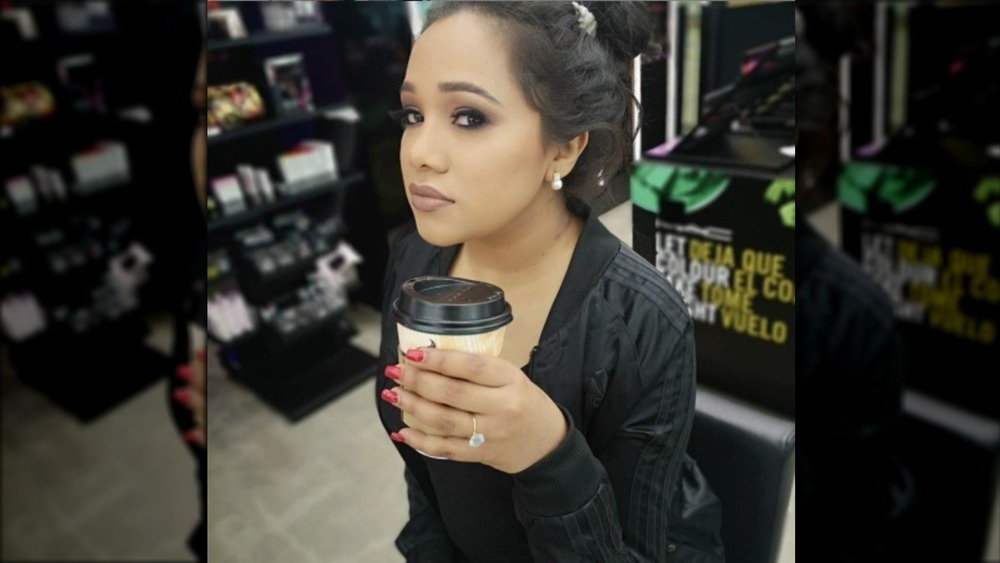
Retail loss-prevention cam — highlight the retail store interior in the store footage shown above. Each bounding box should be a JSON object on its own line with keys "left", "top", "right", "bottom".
{"left": 2, "top": 2, "right": 998, "bottom": 562}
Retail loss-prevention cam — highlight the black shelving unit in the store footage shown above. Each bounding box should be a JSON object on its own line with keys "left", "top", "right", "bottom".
{"left": 206, "top": 2, "right": 376, "bottom": 422}
{"left": 0, "top": 4, "right": 202, "bottom": 422}
{"left": 207, "top": 24, "right": 331, "bottom": 52}
{"left": 207, "top": 102, "right": 350, "bottom": 146}
{"left": 207, "top": 172, "right": 359, "bottom": 234}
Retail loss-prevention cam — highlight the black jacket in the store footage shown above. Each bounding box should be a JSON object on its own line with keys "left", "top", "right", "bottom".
{"left": 376, "top": 197, "right": 725, "bottom": 562}
{"left": 796, "top": 220, "right": 912, "bottom": 560}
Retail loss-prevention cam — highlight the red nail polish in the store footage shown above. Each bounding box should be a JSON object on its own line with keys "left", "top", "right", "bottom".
{"left": 183, "top": 430, "right": 201, "bottom": 444}
{"left": 197, "top": 350, "right": 207, "bottom": 362}
{"left": 381, "top": 389, "right": 400, "bottom": 405}
{"left": 384, "top": 365, "right": 402, "bottom": 382}
{"left": 390, "top": 432, "right": 406, "bottom": 443}
{"left": 405, "top": 349, "right": 425, "bottom": 363}
{"left": 173, "top": 389, "right": 191, "bottom": 406}
{"left": 176, "top": 365, "right": 193, "bottom": 382}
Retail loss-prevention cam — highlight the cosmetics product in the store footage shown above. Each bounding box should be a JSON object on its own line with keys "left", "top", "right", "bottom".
{"left": 5, "top": 176, "right": 38, "bottom": 216}
{"left": 211, "top": 175, "right": 247, "bottom": 216}
{"left": 255, "top": 168, "right": 275, "bottom": 202}
{"left": 236, "top": 164, "right": 260, "bottom": 206}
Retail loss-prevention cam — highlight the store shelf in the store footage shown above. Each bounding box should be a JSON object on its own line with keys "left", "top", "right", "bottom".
{"left": 207, "top": 171, "right": 361, "bottom": 234}
{"left": 2, "top": 178, "right": 132, "bottom": 230}
{"left": 220, "top": 326, "right": 377, "bottom": 423}
{"left": 207, "top": 24, "right": 331, "bottom": 52}
{"left": 207, "top": 102, "right": 350, "bottom": 146}
{"left": 71, "top": 174, "right": 131, "bottom": 196}
{"left": 8, "top": 310, "right": 169, "bottom": 423}
{"left": 4, "top": 29, "right": 121, "bottom": 50}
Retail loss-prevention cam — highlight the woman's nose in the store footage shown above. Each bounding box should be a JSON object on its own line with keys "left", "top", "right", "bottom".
{"left": 404, "top": 119, "right": 447, "bottom": 173}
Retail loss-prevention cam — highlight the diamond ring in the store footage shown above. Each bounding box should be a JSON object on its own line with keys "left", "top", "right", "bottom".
{"left": 468, "top": 414, "right": 485, "bottom": 448}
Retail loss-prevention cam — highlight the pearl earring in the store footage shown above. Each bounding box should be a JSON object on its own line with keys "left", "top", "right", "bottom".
{"left": 552, "top": 172, "right": 563, "bottom": 191}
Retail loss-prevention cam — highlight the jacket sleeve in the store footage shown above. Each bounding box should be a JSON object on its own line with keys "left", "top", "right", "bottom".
{"left": 511, "top": 317, "right": 705, "bottom": 562}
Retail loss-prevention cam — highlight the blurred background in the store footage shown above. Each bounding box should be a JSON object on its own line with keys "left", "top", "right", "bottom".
{"left": 1, "top": 0, "right": 205, "bottom": 560}
{"left": 2, "top": 1, "right": 997, "bottom": 562}
{"left": 795, "top": 1, "right": 999, "bottom": 561}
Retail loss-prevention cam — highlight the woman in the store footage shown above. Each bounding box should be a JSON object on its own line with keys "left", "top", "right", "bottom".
{"left": 376, "top": 3, "right": 723, "bottom": 561}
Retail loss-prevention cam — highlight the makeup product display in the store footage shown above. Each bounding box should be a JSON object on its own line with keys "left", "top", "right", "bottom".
{"left": 1, "top": 3, "right": 178, "bottom": 423}
{"left": 0, "top": 82, "right": 56, "bottom": 128}
{"left": 208, "top": 290, "right": 256, "bottom": 343}
{"left": 315, "top": 239, "right": 362, "bottom": 295}
{"left": 0, "top": 292, "right": 46, "bottom": 342}
{"left": 212, "top": 175, "right": 247, "bottom": 216}
{"left": 277, "top": 139, "right": 337, "bottom": 186}
{"left": 258, "top": 276, "right": 342, "bottom": 341}
{"left": 5, "top": 176, "right": 39, "bottom": 216}
{"left": 260, "top": 1, "right": 324, "bottom": 32}
{"left": 54, "top": 1, "right": 116, "bottom": 34}
{"left": 57, "top": 53, "right": 106, "bottom": 115}
{"left": 632, "top": 38, "right": 797, "bottom": 417}
{"left": 263, "top": 53, "right": 315, "bottom": 116}
{"left": 206, "top": 7, "right": 247, "bottom": 40}
{"left": 205, "top": 1, "right": 374, "bottom": 423}
{"left": 70, "top": 140, "right": 130, "bottom": 190}
{"left": 105, "top": 242, "right": 152, "bottom": 308}
{"left": 206, "top": 82, "right": 265, "bottom": 132}
{"left": 0, "top": 7, "right": 39, "bottom": 40}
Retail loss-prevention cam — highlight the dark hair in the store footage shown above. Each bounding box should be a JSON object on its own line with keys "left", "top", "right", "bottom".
{"left": 796, "top": 6, "right": 864, "bottom": 196}
{"left": 796, "top": 5, "right": 864, "bottom": 132}
{"left": 424, "top": 1, "right": 654, "bottom": 200}
{"left": 796, "top": 42, "right": 836, "bottom": 132}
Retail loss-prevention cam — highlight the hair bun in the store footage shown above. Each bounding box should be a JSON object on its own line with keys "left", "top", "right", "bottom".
{"left": 587, "top": 1, "right": 654, "bottom": 64}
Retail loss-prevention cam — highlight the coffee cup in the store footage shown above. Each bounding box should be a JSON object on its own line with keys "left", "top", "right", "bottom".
{"left": 392, "top": 276, "right": 512, "bottom": 436}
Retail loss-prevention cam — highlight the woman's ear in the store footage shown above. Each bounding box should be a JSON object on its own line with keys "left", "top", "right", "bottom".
{"left": 551, "top": 131, "right": 589, "bottom": 176}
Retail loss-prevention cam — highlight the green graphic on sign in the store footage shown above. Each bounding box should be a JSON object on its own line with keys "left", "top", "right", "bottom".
{"left": 972, "top": 176, "right": 1000, "bottom": 228}
{"left": 764, "top": 179, "right": 795, "bottom": 228}
{"left": 630, "top": 163, "right": 729, "bottom": 214}
{"left": 838, "top": 162, "right": 936, "bottom": 214}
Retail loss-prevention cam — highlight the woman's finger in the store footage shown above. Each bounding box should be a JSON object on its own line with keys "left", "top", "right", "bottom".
{"left": 183, "top": 428, "right": 205, "bottom": 447}
{"left": 382, "top": 386, "right": 477, "bottom": 440}
{"left": 403, "top": 347, "right": 510, "bottom": 387}
{"left": 392, "top": 427, "right": 479, "bottom": 464}
{"left": 387, "top": 364, "right": 494, "bottom": 413}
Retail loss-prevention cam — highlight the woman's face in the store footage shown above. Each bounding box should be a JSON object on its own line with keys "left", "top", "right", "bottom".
{"left": 399, "top": 12, "right": 557, "bottom": 247}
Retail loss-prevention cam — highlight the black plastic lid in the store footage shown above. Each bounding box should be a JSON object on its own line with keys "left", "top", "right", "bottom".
{"left": 392, "top": 276, "right": 513, "bottom": 335}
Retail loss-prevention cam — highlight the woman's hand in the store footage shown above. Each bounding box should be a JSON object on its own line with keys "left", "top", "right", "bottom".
{"left": 174, "top": 349, "right": 206, "bottom": 447}
{"left": 381, "top": 347, "right": 567, "bottom": 474}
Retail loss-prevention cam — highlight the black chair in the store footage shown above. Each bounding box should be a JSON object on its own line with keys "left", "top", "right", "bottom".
{"left": 893, "top": 389, "right": 1000, "bottom": 561}
{"left": 687, "top": 386, "right": 795, "bottom": 563}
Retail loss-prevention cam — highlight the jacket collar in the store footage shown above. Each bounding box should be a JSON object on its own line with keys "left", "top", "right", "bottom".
{"left": 432, "top": 196, "right": 622, "bottom": 345}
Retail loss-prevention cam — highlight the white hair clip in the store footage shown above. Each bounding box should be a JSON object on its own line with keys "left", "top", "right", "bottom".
{"left": 572, "top": 2, "right": 597, "bottom": 37}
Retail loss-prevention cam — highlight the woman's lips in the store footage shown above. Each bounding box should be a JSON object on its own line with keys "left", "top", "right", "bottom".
{"left": 409, "top": 183, "right": 454, "bottom": 212}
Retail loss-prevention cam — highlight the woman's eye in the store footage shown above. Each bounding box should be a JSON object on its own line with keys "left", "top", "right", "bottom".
{"left": 453, "top": 109, "right": 488, "bottom": 129}
{"left": 388, "top": 108, "right": 422, "bottom": 129}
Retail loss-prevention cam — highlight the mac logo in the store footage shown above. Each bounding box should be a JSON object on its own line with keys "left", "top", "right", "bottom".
{"left": 398, "top": 339, "right": 435, "bottom": 359}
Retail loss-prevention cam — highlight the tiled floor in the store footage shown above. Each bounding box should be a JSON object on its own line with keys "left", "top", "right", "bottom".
{"left": 1, "top": 315, "right": 200, "bottom": 561}
{"left": 206, "top": 304, "right": 407, "bottom": 563}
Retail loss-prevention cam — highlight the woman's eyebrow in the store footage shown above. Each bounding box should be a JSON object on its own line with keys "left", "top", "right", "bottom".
{"left": 400, "top": 80, "right": 503, "bottom": 107}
